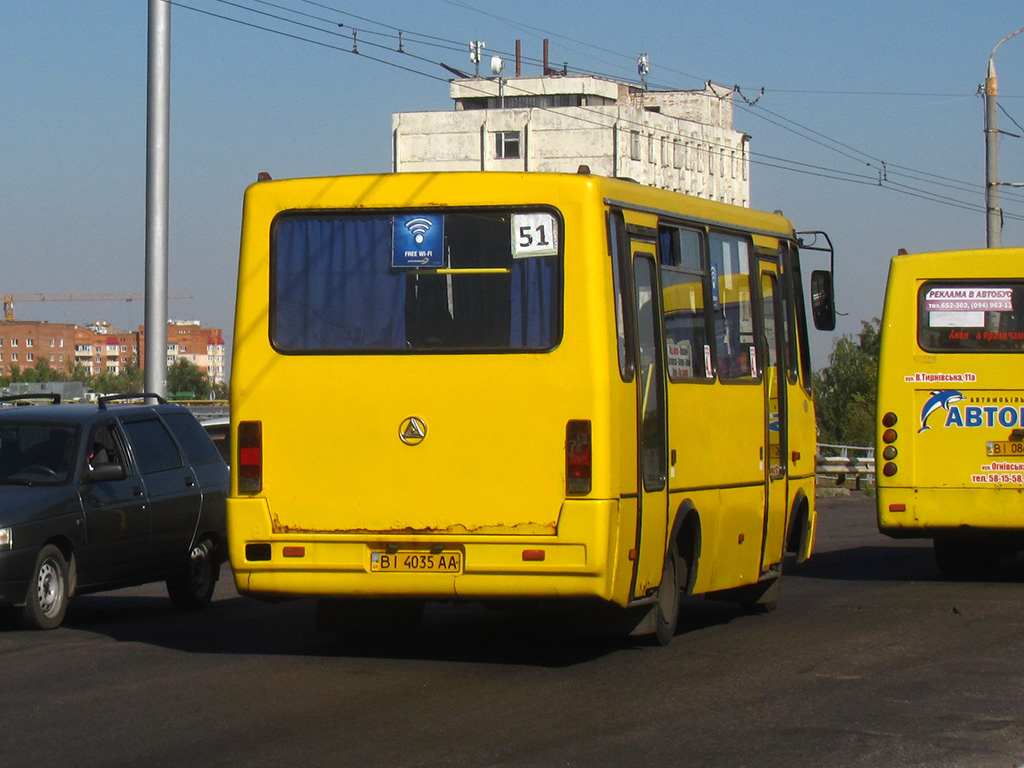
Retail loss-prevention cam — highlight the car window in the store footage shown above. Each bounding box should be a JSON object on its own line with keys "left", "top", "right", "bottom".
{"left": 120, "top": 417, "right": 183, "bottom": 474}
{"left": 161, "top": 411, "right": 224, "bottom": 466}
{"left": 87, "top": 422, "right": 129, "bottom": 471}
{"left": 0, "top": 423, "right": 79, "bottom": 485}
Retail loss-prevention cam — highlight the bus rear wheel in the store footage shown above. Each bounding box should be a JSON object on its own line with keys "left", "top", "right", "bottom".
{"left": 651, "top": 542, "right": 683, "bottom": 646}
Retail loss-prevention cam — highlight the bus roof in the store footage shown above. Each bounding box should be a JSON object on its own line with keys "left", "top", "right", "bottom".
{"left": 244, "top": 171, "right": 796, "bottom": 239}
{"left": 887, "top": 248, "right": 1024, "bottom": 285}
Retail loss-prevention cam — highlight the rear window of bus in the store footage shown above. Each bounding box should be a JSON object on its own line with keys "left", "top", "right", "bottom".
{"left": 918, "top": 280, "right": 1024, "bottom": 352}
{"left": 270, "top": 209, "right": 563, "bottom": 353}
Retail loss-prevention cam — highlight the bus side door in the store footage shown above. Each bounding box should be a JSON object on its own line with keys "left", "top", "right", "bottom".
{"left": 630, "top": 244, "right": 670, "bottom": 598}
{"left": 759, "top": 268, "right": 788, "bottom": 572}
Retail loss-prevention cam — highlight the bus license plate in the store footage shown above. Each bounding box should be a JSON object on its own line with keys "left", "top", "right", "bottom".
{"left": 370, "top": 551, "right": 463, "bottom": 573}
{"left": 987, "top": 441, "right": 1024, "bottom": 456}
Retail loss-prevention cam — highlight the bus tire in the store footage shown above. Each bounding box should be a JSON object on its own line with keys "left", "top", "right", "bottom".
{"left": 745, "top": 574, "right": 781, "bottom": 614}
{"left": 652, "top": 541, "right": 682, "bottom": 646}
{"left": 23, "top": 544, "right": 70, "bottom": 630}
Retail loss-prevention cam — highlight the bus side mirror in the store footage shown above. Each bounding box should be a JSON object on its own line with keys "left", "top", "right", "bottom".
{"left": 810, "top": 270, "right": 836, "bottom": 331}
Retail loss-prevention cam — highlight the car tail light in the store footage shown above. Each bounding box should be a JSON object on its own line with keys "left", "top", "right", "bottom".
{"left": 238, "top": 420, "right": 263, "bottom": 494}
{"left": 566, "top": 420, "right": 591, "bottom": 495}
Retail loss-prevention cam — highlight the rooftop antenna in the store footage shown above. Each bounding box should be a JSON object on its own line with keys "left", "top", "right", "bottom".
{"left": 469, "top": 41, "right": 485, "bottom": 77}
{"left": 638, "top": 53, "right": 649, "bottom": 88}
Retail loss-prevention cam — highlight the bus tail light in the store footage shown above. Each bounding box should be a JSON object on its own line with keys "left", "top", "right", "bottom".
{"left": 881, "top": 412, "right": 898, "bottom": 477}
{"left": 238, "top": 420, "right": 263, "bottom": 494}
{"left": 566, "top": 420, "right": 592, "bottom": 495}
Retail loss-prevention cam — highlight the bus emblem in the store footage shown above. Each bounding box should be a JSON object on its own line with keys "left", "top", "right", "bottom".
{"left": 399, "top": 416, "right": 427, "bottom": 445}
{"left": 919, "top": 389, "right": 965, "bottom": 433}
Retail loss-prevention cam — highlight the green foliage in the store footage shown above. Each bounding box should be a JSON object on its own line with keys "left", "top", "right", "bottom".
{"left": 0, "top": 358, "right": 167, "bottom": 397}
{"left": 814, "top": 318, "right": 880, "bottom": 449}
{"left": 94, "top": 363, "right": 144, "bottom": 395}
{"left": 167, "top": 358, "right": 211, "bottom": 400}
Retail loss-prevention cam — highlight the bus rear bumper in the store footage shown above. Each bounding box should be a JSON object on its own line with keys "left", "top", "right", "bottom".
{"left": 877, "top": 486, "right": 1024, "bottom": 537}
{"left": 227, "top": 497, "right": 628, "bottom": 605}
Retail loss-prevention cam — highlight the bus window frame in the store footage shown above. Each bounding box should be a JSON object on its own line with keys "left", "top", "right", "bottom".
{"left": 608, "top": 209, "right": 637, "bottom": 383}
{"left": 708, "top": 228, "right": 761, "bottom": 386}
{"left": 267, "top": 205, "right": 566, "bottom": 356}
{"left": 916, "top": 278, "right": 1024, "bottom": 354}
{"left": 783, "top": 240, "right": 814, "bottom": 395}
{"left": 656, "top": 223, "right": 715, "bottom": 385}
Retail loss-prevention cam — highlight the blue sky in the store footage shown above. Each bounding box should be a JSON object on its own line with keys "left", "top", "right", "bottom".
{"left": 3, "top": 1, "right": 1024, "bottom": 369}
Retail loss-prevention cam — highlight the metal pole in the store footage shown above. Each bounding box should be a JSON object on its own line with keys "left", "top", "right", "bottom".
{"left": 986, "top": 57, "right": 1001, "bottom": 248}
{"left": 985, "top": 27, "right": 1024, "bottom": 249}
{"left": 145, "top": 0, "right": 170, "bottom": 396}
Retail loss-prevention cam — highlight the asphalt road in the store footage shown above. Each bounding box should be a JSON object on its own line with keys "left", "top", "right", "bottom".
{"left": 3, "top": 493, "right": 1024, "bottom": 768}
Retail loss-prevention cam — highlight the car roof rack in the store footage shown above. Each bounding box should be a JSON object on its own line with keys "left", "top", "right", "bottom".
{"left": 98, "top": 392, "right": 168, "bottom": 411}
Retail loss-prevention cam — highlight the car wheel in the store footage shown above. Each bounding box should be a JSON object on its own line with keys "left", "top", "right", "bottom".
{"left": 23, "top": 544, "right": 70, "bottom": 630}
{"left": 167, "top": 538, "right": 219, "bottom": 610}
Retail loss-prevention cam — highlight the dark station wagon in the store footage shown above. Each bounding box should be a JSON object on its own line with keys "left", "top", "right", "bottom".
{"left": 0, "top": 394, "right": 229, "bottom": 629}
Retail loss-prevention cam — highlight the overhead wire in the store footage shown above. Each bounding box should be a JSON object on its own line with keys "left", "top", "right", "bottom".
{"left": 168, "top": 0, "right": 1024, "bottom": 222}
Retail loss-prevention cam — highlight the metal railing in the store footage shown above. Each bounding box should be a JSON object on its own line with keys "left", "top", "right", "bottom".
{"left": 816, "top": 443, "right": 875, "bottom": 488}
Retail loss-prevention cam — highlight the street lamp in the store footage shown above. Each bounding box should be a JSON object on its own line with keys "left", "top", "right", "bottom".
{"left": 985, "top": 26, "right": 1024, "bottom": 248}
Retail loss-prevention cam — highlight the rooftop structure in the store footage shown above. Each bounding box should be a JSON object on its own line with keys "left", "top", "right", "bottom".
{"left": 393, "top": 73, "right": 750, "bottom": 205}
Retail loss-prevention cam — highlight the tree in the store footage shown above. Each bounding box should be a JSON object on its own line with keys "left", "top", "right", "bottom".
{"left": 167, "top": 358, "right": 211, "bottom": 399}
{"left": 0, "top": 357, "right": 220, "bottom": 399}
{"left": 813, "top": 318, "right": 880, "bottom": 449}
{"left": 23, "top": 358, "right": 68, "bottom": 384}
{"left": 94, "top": 363, "right": 143, "bottom": 395}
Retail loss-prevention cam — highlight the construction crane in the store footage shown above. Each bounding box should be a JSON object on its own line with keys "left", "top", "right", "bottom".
{"left": 2, "top": 292, "right": 194, "bottom": 322}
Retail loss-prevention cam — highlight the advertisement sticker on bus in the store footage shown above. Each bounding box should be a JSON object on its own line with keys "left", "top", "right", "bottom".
{"left": 924, "top": 286, "right": 1013, "bottom": 314}
{"left": 393, "top": 214, "right": 445, "bottom": 268}
{"left": 903, "top": 371, "right": 977, "bottom": 384}
{"left": 917, "top": 389, "right": 1024, "bottom": 434}
{"left": 667, "top": 339, "right": 693, "bottom": 379}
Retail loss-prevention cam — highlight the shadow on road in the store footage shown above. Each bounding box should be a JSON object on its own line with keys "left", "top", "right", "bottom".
{"left": 788, "top": 545, "right": 939, "bottom": 582}
{"left": 25, "top": 588, "right": 750, "bottom": 667}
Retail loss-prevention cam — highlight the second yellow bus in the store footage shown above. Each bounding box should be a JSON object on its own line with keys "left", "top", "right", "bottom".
{"left": 877, "top": 247, "right": 1024, "bottom": 576}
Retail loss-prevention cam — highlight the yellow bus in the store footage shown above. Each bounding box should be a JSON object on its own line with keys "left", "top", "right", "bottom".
{"left": 228, "top": 171, "right": 835, "bottom": 643}
{"left": 877, "top": 247, "right": 1024, "bottom": 576}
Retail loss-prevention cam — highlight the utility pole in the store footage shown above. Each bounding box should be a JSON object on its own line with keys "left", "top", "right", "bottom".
{"left": 146, "top": 0, "right": 170, "bottom": 396}
{"left": 985, "top": 26, "right": 1024, "bottom": 249}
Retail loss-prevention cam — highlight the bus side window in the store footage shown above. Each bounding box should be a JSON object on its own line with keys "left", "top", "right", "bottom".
{"left": 785, "top": 242, "right": 814, "bottom": 393}
{"left": 659, "top": 226, "right": 711, "bottom": 381}
{"left": 608, "top": 210, "right": 635, "bottom": 382}
{"left": 710, "top": 232, "right": 756, "bottom": 379}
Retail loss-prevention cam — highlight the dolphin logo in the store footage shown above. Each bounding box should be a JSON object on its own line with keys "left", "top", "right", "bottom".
{"left": 918, "top": 389, "right": 966, "bottom": 433}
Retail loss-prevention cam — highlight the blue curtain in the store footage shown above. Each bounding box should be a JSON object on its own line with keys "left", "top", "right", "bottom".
{"left": 274, "top": 217, "right": 405, "bottom": 350}
{"left": 509, "top": 256, "right": 557, "bottom": 348}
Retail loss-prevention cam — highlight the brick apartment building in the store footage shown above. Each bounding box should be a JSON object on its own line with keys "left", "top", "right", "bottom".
{"left": 0, "top": 319, "right": 226, "bottom": 384}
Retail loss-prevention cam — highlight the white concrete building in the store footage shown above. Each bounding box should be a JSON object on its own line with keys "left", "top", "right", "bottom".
{"left": 393, "top": 75, "right": 750, "bottom": 206}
